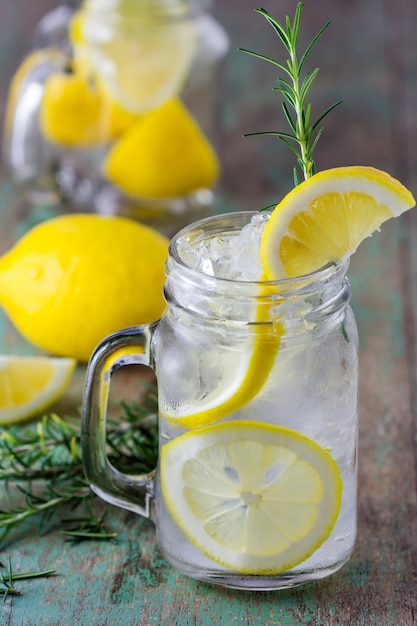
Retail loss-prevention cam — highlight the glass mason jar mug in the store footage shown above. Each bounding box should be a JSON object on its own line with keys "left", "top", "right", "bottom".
{"left": 82, "top": 212, "right": 359, "bottom": 590}
{"left": 3, "top": 0, "right": 229, "bottom": 235}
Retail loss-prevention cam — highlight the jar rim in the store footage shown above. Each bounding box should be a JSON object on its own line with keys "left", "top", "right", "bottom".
{"left": 168, "top": 210, "right": 349, "bottom": 292}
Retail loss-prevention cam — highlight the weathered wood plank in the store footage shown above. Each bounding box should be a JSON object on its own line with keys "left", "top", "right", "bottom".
{"left": 0, "top": 0, "right": 417, "bottom": 624}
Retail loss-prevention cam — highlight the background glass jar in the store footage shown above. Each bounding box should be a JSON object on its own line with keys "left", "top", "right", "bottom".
{"left": 82, "top": 211, "right": 359, "bottom": 590}
{"left": 3, "top": 0, "right": 229, "bottom": 235}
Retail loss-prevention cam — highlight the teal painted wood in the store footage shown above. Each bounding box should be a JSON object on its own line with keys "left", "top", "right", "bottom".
{"left": 3, "top": 224, "right": 415, "bottom": 626}
{"left": 0, "top": 0, "right": 417, "bottom": 624}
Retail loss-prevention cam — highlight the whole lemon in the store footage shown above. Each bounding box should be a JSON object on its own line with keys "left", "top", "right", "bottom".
{"left": 0, "top": 214, "right": 168, "bottom": 362}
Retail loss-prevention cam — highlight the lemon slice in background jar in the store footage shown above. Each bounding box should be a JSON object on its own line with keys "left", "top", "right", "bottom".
{"left": 69, "top": 0, "right": 198, "bottom": 114}
{"left": 161, "top": 420, "right": 342, "bottom": 574}
{"left": 0, "top": 356, "right": 76, "bottom": 425}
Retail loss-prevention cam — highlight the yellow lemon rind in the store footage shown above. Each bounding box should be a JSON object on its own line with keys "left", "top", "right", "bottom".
{"left": 161, "top": 297, "right": 283, "bottom": 430}
{"left": 40, "top": 70, "right": 139, "bottom": 148}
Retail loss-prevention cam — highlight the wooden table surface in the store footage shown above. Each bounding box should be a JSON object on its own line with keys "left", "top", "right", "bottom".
{"left": 0, "top": 1, "right": 417, "bottom": 624}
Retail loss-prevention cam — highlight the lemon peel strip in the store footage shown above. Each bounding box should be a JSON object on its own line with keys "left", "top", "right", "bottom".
{"left": 162, "top": 283, "right": 283, "bottom": 429}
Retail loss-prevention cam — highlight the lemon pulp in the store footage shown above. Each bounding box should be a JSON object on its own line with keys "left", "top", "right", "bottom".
{"left": 161, "top": 420, "right": 342, "bottom": 574}
{"left": 162, "top": 167, "right": 415, "bottom": 430}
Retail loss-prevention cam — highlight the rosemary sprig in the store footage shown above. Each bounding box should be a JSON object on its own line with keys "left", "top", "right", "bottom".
{"left": 240, "top": 2, "right": 342, "bottom": 185}
{"left": 0, "top": 556, "right": 55, "bottom": 602}
{"left": 0, "top": 385, "right": 158, "bottom": 547}
{"left": 60, "top": 505, "right": 117, "bottom": 541}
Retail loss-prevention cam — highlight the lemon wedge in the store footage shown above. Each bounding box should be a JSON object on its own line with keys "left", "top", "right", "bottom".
{"left": 69, "top": 0, "right": 197, "bottom": 114}
{"left": 103, "top": 98, "right": 220, "bottom": 198}
{"left": 161, "top": 420, "right": 342, "bottom": 574}
{"left": 40, "top": 71, "right": 138, "bottom": 147}
{"left": 0, "top": 355, "right": 76, "bottom": 425}
{"left": 261, "top": 166, "right": 416, "bottom": 279}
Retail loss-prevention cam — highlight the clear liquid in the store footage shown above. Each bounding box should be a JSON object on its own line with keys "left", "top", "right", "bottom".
{"left": 155, "top": 320, "right": 358, "bottom": 589}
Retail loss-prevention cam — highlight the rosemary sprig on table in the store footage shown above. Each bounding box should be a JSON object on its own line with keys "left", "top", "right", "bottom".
{"left": 0, "top": 556, "right": 56, "bottom": 602}
{"left": 240, "top": 2, "right": 342, "bottom": 185}
{"left": 0, "top": 385, "right": 158, "bottom": 547}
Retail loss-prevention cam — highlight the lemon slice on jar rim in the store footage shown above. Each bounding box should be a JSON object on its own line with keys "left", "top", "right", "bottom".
{"left": 261, "top": 166, "right": 415, "bottom": 279}
{"left": 161, "top": 420, "right": 343, "bottom": 574}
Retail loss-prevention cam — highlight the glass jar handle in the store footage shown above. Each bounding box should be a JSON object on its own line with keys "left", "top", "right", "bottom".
{"left": 81, "top": 322, "right": 159, "bottom": 519}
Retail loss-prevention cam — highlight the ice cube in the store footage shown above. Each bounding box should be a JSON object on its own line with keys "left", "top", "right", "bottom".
{"left": 177, "top": 213, "right": 269, "bottom": 281}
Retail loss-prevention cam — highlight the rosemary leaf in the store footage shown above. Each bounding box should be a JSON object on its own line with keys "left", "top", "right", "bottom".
{"left": 0, "top": 556, "right": 55, "bottom": 602}
{"left": 240, "top": 2, "right": 342, "bottom": 184}
{"left": 7, "top": 568, "right": 56, "bottom": 581}
{"left": 0, "top": 384, "right": 158, "bottom": 547}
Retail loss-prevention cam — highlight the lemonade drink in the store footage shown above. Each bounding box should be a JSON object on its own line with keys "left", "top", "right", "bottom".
{"left": 151, "top": 211, "right": 358, "bottom": 589}
{"left": 81, "top": 164, "right": 414, "bottom": 590}
{"left": 82, "top": 161, "right": 415, "bottom": 588}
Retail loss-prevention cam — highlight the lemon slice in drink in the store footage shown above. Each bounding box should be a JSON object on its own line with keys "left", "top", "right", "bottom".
{"left": 161, "top": 420, "right": 342, "bottom": 574}
{"left": 70, "top": 0, "right": 197, "bottom": 113}
{"left": 261, "top": 166, "right": 416, "bottom": 279}
{"left": 161, "top": 305, "right": 283, "bottom": 430}
{"left": 0, "top": 355, "right": 76, "bottom": 425}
